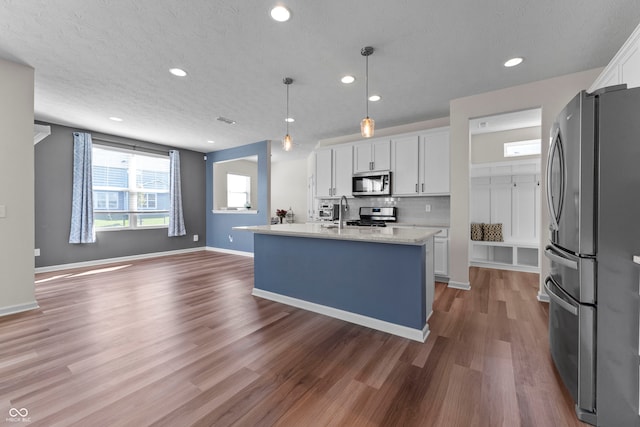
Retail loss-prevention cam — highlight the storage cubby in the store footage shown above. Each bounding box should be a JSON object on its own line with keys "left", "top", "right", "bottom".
{"left": 470, "top": 241, "right": 539, "bottom": 272}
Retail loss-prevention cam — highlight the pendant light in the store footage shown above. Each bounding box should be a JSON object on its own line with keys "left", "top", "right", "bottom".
{"left": 282, "top": 77, "right": 293, "bottom": 151}
{"left": 360, "top": 46, "right": 375, "bottom": 138}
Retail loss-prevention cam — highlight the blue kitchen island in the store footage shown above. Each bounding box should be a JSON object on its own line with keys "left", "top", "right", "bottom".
{"left": 235, "top": 223, "right": 440, "bottom": 341}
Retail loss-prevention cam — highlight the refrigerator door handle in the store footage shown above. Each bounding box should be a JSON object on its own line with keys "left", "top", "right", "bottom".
{"left": 544, "top": 245, "right": 578, "bottom": 270}
{"left": 544, "top": 277, "right": 578, "bottom": 316}
{"left": 546, "top": 126, "right": 564, "bottom": 232}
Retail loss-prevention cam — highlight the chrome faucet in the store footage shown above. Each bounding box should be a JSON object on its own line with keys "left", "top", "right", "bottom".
{"left": 338, "top": 195, "right": 349, "bottom": 230}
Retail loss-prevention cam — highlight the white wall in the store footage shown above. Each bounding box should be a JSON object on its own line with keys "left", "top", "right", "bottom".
{"left": 449, "top": 68, "right": 602, "bottom": 292}
{"left": 271, "top": 158, "right": 308, "bottom": 222}
{"left": 213, "top": 158, "right": 258, "bottom": 209}
{"left": 471, "top": 126, "right": 541, "bottom": 164}
{"left": 0, "top": 58, "right": 36, "bottom": 316}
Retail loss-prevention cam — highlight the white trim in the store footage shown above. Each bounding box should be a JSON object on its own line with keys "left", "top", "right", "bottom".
{"left": 35, "top": 247, "right": 204, "bottom": 273}
{"left": 212, "top": 209, "right": 259, "bottom": 214}
{"left": 0, "top": 301, "right": 39, "bottom": 317}
{"left": 252, "top": 288, "right": 429, "bottom": 342}
{"left": 447, "top": 280, "right": 471, "bottom": 290}
{"left": 469, "top": 260, "right": 540, "bottom": 273}
{"left": 206, "top": 246, "right": 254, "bottom": 258}
{"left": 537, "top": 292, "right": 550, "bottom": 303}
{"left": 589, "top": 22, "right": 640, "bottom": 92}
{"left": 33, "top": 124, "right": 51, "bottom": 145}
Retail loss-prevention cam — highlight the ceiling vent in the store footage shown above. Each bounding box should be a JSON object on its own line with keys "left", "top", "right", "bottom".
{"left": 216, "top": 116, "right": 236, "bottom": 125}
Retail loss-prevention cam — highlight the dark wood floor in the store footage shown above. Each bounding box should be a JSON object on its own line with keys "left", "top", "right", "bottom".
{"left": 1, "top": 251, "right": 586, "bottom": 426}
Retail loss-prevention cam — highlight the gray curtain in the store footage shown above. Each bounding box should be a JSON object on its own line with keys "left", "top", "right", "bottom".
{"left": 168, "top": 150, "right": 186, "bottom": 237}
{"left": 69, "top": 132, "right": 95, "bottom": 243}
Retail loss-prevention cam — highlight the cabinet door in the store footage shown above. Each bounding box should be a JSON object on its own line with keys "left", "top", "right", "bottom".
{"left": 512, "top": 175, "right": 539, "bottom": 242}
{"left": 315, "top": 149, "right": 333, "bottom": 198}
{"left": 353, "top": 143, "right": 373, "bottom": 173}
{"left": 333, "top": 145, "right": 353, "bottom": 197}
{"left": 391, "top": 135, "right": 420, "bottom": 195}
{"left": 372, "top": 140, "right": 391, "bottom": 171}
{"left": 434, "top": 238, "right": 449, "bottom": 276}
{"left": 420, "top": 130, "right": 450, "bottom": 194}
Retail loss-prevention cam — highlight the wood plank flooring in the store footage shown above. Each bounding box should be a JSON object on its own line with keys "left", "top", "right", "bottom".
{"left": 1, "top": 251, "right": 587, "bottom": 426}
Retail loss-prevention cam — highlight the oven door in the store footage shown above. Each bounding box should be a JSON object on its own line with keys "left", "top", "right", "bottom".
{"left": 545, "top": 276, "right": 596, "bottom": 421}
{"left": 547, "top": 91, "right": 596, "bottom": 256}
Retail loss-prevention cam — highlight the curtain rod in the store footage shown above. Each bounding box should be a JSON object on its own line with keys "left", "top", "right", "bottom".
{"left": 91, "top": 136, "right": 171, "bottom": 156}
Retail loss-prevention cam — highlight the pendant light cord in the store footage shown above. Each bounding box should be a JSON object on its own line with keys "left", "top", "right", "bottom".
{"left": 365, "top": 54, "right": 369, "bottom": 117}
{"left": 286, "top": 83, "right": 289, "bottom": 135}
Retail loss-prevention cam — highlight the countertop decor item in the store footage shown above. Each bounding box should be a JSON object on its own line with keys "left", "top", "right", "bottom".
{"left": 276, "top": 209, "right": 288, "bottom": 223}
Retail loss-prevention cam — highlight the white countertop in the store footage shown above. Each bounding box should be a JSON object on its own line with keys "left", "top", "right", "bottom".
{"left": 234, "top": 223, "right": 441, "bottom": 245}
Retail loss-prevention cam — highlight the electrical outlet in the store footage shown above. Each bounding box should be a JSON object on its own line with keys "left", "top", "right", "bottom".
{"left": 193, "top": 234, "right": 199, "bottom": 242}
{"left": 228, "top": 234, "right": 233, "bottom": 243}
{"left": 34, "top": 248, "right": 40, "bottom": 257}
{"left": 425, "top": 204, "right": 431, "bottom": 212}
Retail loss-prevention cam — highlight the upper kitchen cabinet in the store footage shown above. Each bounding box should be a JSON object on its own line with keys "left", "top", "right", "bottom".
{"left": 353, "top": 139, "right": 391, "bottom": 173}
{"left": 590, "top": 22, "right": 640, "bottom": 91}
{"left": 391, "top": 127, "right": 450, "bottom": 196}
{"left": 315, "top": 145, "right": 353, "bottom": 198}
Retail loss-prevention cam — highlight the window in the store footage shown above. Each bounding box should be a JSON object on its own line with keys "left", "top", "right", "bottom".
{"left": 92, "top": 145, "right": 170, "bottom": 230}
{"left": 227, "top": 174, "right": 251, "bottom": 208}
{"left": 504, "top": 139, "right": 541, "bottom": 157}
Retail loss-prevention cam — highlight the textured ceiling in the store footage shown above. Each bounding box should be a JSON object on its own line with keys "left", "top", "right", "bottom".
{"left": 1, "top": 1, "right": 639, "bottom": 161}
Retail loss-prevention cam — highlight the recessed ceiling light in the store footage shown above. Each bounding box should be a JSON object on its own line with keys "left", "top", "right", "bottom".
{"left": 341, "top": 75, "right": 355, "bottom": 84}
{"left": 207, "top": 140, "right": 215, "bottom": 144}
{"left": 270, "top": 6, "right": 290, "bottom": 22}
{"left": 504, "top": 57, "right": 523, "bottom": 67}
{"left": 285, "top": 117, "right": 295, "bottom": 123}
{"left": 109, "top": 116, "right": 123, "bottom": 122}
{"left": 169, "top": 68, "right": 187, "bottom": 77}
{"left": 368, "top": 95, "right": 381, "bottom": 102}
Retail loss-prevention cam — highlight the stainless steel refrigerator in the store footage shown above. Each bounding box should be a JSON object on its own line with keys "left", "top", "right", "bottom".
{"left": 545, "top": 84, "right": 640, "bottom": 426}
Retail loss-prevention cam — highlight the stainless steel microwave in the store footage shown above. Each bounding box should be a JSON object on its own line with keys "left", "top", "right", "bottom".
{"left": 352, "top": 171, "right": 391, "bottom": 196}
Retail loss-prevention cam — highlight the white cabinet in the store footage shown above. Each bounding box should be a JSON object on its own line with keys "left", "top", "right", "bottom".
{"left": 590, "top": 23, "right": 640, "bottom": 91}
{"left": 469, "top": 168, "right": 541, "bottom": 272}
{"left": 315, "top": 145, "right": 353, "bottom": 198}
{"left": 391, "top": 135, "right": 420, "bottom": 194}
{"left": 420, "top": 129, "right": 450, "bottom": 195}
{"left": 354, "top": 139, "right": 391, "bottom": 173}
{"left": 391, "top": 128, "right": 450, "bottom": 196}
{"left": 434, "top": 229, "right": 449, "bottom": 278}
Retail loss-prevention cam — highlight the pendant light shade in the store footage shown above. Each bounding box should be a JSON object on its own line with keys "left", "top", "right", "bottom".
{"left": 282, "top": 77, "right": 293, "bottom": 151}
{"left": 361, "top": 117, "right": 375, "bottom": 138}
{"left": 361, "top": 46, "right": 375, "bottom": 138}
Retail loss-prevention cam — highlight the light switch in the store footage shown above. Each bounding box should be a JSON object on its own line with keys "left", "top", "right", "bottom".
{"left": 0, "top": 205, "right": 6, "bottom": 218}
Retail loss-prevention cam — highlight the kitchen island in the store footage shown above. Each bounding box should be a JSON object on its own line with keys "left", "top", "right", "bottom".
{"left": 235, "top": 223, "right": 440, "bottom": 341}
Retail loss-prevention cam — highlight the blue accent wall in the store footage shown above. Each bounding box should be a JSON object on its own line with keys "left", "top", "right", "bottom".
{"left": 206, "top": 140, "right": 270, "bottom": 252}
{"left": 254, "top": 233, "right": 427, "bottom": 329}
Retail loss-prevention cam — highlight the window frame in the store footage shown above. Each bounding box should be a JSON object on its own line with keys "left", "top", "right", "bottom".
{"left": 92, "top": 144, "right": 170, "bottom": 231}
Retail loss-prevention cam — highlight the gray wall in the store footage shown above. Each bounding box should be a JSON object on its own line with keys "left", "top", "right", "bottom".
{"left": 35, "top": 122, "right": 206, "bottom": 268}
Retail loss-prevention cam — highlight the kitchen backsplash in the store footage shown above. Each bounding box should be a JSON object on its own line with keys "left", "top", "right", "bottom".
{"left": 317, "top": 196, "right": 450, "bottom": 227}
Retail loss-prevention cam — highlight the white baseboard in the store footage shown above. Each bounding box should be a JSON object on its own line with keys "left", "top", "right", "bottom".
{"left": 35, "top": 247, "right": 205, "bottom": 273}
{"left": 252, "top": 288, "right": 429, "bottom": 342}
{"left": 206, "top": 247, "right": 254, "bottom": 258}
{"left": 537, "top": 292, "right": 550, "bottom": 303}
{"left": 0, "top": 301, "right": 39, "bottom": 317}
{"left": 447, "top": 280, "right": 471, "bottom": 290}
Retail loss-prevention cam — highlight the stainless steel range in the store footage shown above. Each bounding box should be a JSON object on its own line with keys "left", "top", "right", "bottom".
{"left": 346, "top": 207, "right": 396, "bottom": 227}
